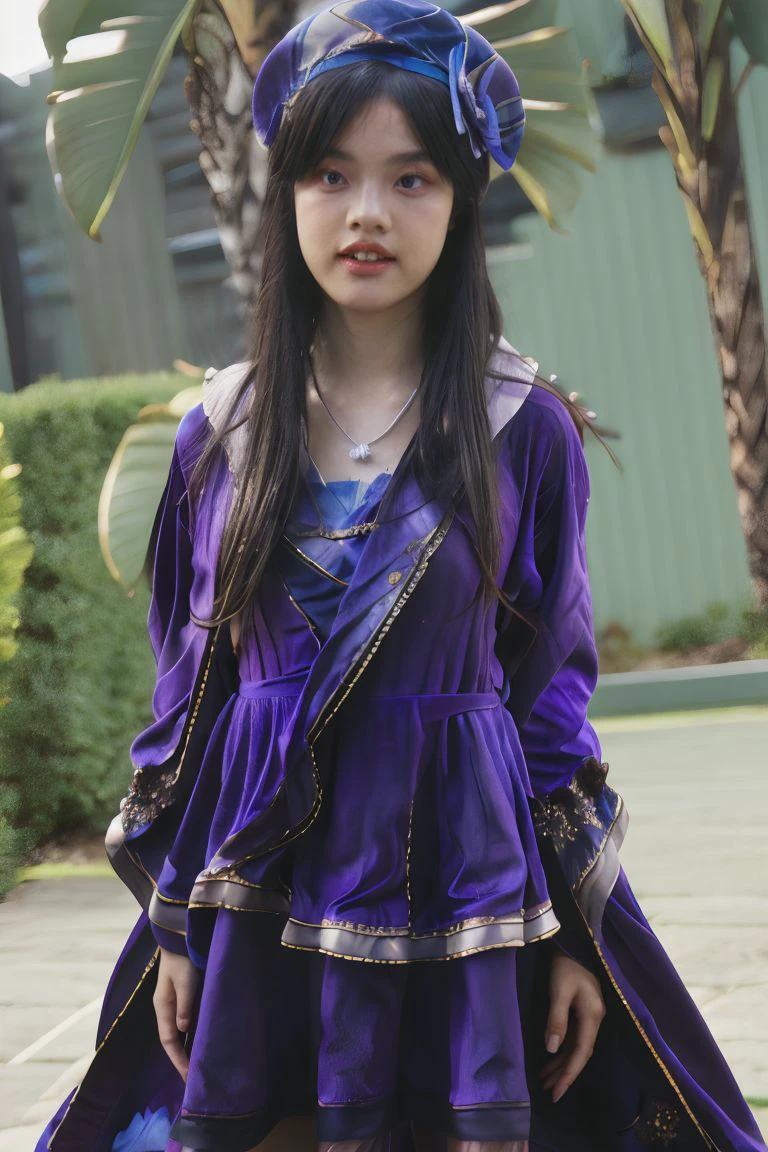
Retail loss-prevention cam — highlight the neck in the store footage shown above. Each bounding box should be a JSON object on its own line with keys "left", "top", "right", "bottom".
{"left": 312, "top": 296, "right": 426, "bottom": 401}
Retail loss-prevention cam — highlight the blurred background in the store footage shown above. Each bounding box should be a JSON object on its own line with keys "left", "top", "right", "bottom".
{"left": 0, "top": 0, "right": 766, "bottom": 871}
{"left": 2, "top": 0, "right": 767, "bottom": 646}
{"left": 0, "top": 2, "right": 767, "bottom": 1141}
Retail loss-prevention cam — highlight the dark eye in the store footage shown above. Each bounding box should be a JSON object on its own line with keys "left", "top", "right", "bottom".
{"left": 398, "top": 173, "right": 425, "bottom": 190}
{"left": 320, "top": 169, "right": 345, "bottom": 187}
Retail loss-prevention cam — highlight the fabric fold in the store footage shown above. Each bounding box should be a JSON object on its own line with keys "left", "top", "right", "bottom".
{"left": 35, "top": 342, "right": 765, "bottom": 1152}
{"left": 494, "top": 388, "right": 623, "bottom": 937}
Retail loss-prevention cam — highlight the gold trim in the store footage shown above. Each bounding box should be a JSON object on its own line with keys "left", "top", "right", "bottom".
{"left": 153, "top": 890, "right": 188, "bottom": 906}
{"left": 148, "top": 889, "right": 189, "bottom": 935}
{"left": 123, "top": 623, "right": 218, "bottom": 833}
{"left": 285, "top": 901, "right": 554, "bottom": 938}
{"left": 48, "top": 948, "right": 161, "bottom": 1149}
{"left": 308, "top": 511, "right": 454, "bottom": 744}
{"left": 522, "top": 901, "right": 554, "bottom": 921}
{"left": 292, "top": 522, "right": 381, "bottom": 540}
{"left": 293, "top": 916, "right": 407, "bottom": 933}
{"left": 188, "top": 901, "right": 285, "bottom": 916}
{"left": 214, "top": 507, "right": 455, "bottom": 877}
{"left": 279, "top": 923, "right": 561, "bottom": 965}
{"left": 109, "top": 628, "right": 222, "bottom": 930}
{"left": 538, "top": 795, "right": 715, "bottom": 1144}
{"left": 280, "top": 535, "right": 349, "bottom": 586}
{"left": 406, "top": 796, "right": 415, "bottom": 930}
{"left": 123, "top": 843, "right": 157, "bottom": 891}
{"left": 580, "top": 910, "right": 718, "bottom": 1148}
{"left": 574, "top": 793, "right": 626, "bottom": 890}
{"left": 195, "top": 871, "right": 292, "bottom": 893}
{"left": 188, "top": 877, "right": 290, "bottom": 915}
{"left": 170, "top": 625, "right": 218, "bottom": 790}
{"left": 280, "top": 905, "right": 560, "bottom": 961}
{"left": 278, "top": 571, "right": 322, "bottom": 647}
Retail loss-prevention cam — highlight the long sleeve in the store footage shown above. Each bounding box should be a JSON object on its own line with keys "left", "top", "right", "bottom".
{"left": 495, "top": 393, "right": 627, "bottom": 940}
{"left": 109, "top": 404, "right": 216, "bottom": 957}
{"left": 128, "top": 416, "right": 201, "bottom": 777}
{"left": 504, "top": 400, "right": 602, "bottom": 799}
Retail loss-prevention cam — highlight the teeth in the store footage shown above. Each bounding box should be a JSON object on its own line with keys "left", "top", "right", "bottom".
{"left": 347, "top": 251, "right": 387, "bottom": 261}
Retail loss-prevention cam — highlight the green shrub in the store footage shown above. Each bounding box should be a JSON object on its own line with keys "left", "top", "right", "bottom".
{"left": 0, "top": 816, "right": 16, "bottom": 901}
{"left": 740, "top": 606, "right": 768, "bottom": 649}
{"left": 655, "top": 599, "right": 768, "bottom": 656}
{"left": 656, "top": 601, "right": 733, "bottom": 651}
{"left": 0, "top": 421, "right": 35, "bottom": 896}
{"left": 0, "top": 373, "right": 185, "bottom": 878}
{"left": 0, "top": 818, "right": 31, "bottom": 899}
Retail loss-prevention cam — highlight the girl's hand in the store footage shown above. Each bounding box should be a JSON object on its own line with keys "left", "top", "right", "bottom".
{"left": 540, "top": 950, "right": 606, "bottom": 1103}
{"left": 153, "top": 947, "right": 201, "bottom": 1082}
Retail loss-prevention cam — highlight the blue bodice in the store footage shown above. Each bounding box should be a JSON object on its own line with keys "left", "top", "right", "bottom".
{"left": 277, "top": 461, "right": 392, "bottom": 641}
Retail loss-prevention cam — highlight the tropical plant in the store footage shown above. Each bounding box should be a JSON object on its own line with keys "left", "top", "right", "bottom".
{"left": 0, "top": 421, "right": 34, "bottom": 898}
{"left": 0, "top": 423, "right": 34, "bottom": 672}
{"left": 98, "top": 383, "right": 202, "bottom": 591}
{"left": 619, "top": 0, "right": 768, "bottom": 606}
{"left": 39, "top": 0, "right": 598, "bottom": 264}
{"left": 38, "top": 0, "right": 600, "bottom": 585}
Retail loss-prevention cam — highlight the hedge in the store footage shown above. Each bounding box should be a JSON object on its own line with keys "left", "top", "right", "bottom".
{"left": 0, "top": 372, "right": 187, "bottom": 894}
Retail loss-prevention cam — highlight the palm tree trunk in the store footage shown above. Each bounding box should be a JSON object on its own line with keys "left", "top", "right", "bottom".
{"left": 184, "top": 0, "right": 274, "bottom": 323}
{"left": 691, "top": 82, "right": 768, "bottom": 603}
{"left": 626, "top": 1, "right": 768, "bottom": 605}
{"left": 184, "top": 0, "right": 316, "bottom": 332}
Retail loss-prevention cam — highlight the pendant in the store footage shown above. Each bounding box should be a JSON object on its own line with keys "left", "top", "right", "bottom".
{"left": 349, "top": 443, "right": 371, "bottom": 461}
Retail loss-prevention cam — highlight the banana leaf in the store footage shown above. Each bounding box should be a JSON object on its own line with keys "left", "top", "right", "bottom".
{"left": 458, "top": 0, "right": 600, "bottom": 227}
{"left": 44, "top": 0, "right": 198, "bottom": 239}
{"left": 619, "top": 0, "right": 674, "bottom": 78}
{"left": 38, "top": 0, "right": 97, "bottom": 59}
{"left": 696, "top": 0, "right": 724, "bottom": 55}
{"left": 701, "top": 56, "right": 724, "bottom": 141}
{"left": 458, "top": 0, "right": 558, "bottom": 41}
{"left": 98, "top": 385, "right": 201, "bottom": 589}
{"left": 728, "top": 0, "right": 768, "bottom": 67}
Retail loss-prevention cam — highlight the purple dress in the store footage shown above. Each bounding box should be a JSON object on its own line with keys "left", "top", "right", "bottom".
{"left": 155, "top": 460, "right": 548, "bottom": 1149}
{"left": 34, "top": 341, "right": 767, "bottom": 1152}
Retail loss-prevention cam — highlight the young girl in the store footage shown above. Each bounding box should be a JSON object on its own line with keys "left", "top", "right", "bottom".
{"left": 35, "top": 2, "right": 766, "bottom": 1150}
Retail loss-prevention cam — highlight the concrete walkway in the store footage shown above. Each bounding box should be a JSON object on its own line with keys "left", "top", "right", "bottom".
{"left": 2, "top": 705, "right": 767, "bottom": 1149}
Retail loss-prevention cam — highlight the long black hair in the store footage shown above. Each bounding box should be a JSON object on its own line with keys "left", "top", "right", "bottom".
{"left": 188, "top": 59, "right": 612, "bottom": 631}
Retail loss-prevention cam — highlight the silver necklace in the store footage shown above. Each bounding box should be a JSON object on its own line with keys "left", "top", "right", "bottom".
{"left": 308, "top": 354, "right": 420, "bottom": 461}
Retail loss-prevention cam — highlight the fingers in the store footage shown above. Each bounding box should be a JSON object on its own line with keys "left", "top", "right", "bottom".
{"left": 173, "top": 961, "right": 200, "bottom": 1033}
{"left": 541, "top": 956, "right": 606, "bottom": 1104}
{"left": 153, "top": 953, "right": 201, "bottom": 1083}
{"left": 544, "top": 993, "right": 569, "bottom": 1057}
{"left": 540, "top": 989, "right": 605, "bottom": 1103}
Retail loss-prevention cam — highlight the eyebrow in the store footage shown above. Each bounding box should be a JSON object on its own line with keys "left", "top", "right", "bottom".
{"left": 324, "top": 147, "right": 432, "bottom": 164}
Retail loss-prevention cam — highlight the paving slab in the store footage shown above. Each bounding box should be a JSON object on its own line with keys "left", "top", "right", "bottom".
{"left": 0, "top": 1123, "right": 45, "bottom": 1151}
{"left": 0, "top": 877, "right": 137, "bottom": 1131}
{"left": 638, "top": 923, "right": 768, "bottom": 987}
{"left": 600, "top": 708, "right": 768, "bottom": 1126}
{"left": 0, "top": 707, "right": 766, "bottom": 1147}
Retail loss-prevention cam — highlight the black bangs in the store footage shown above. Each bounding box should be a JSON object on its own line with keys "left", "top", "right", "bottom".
{"left": 275, "top": 60, "right": 489, "bottom": 207}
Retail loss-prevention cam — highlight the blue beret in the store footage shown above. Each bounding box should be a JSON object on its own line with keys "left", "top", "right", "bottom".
{"left": 252, "top": 0, "right": 525, "bottom": 171}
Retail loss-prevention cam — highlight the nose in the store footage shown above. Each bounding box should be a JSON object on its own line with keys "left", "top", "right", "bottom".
{"left": 346, "top": 179, "right": 391, "bottom": 232}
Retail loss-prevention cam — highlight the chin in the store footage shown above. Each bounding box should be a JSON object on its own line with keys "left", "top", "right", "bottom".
{"left": 324, "top": 286, "right": 412, "bottom": 313}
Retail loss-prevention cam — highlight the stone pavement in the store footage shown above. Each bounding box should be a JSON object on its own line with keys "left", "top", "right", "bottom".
{"left": 1, "top": 705, "right": 767, "bottom": 1150}
{"left": 0, "top": 876, "right": 138, "bottom": 1149}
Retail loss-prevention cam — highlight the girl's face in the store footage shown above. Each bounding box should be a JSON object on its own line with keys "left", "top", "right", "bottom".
{"left": 294, "top": 95, "right": 454, "bottom": 317}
